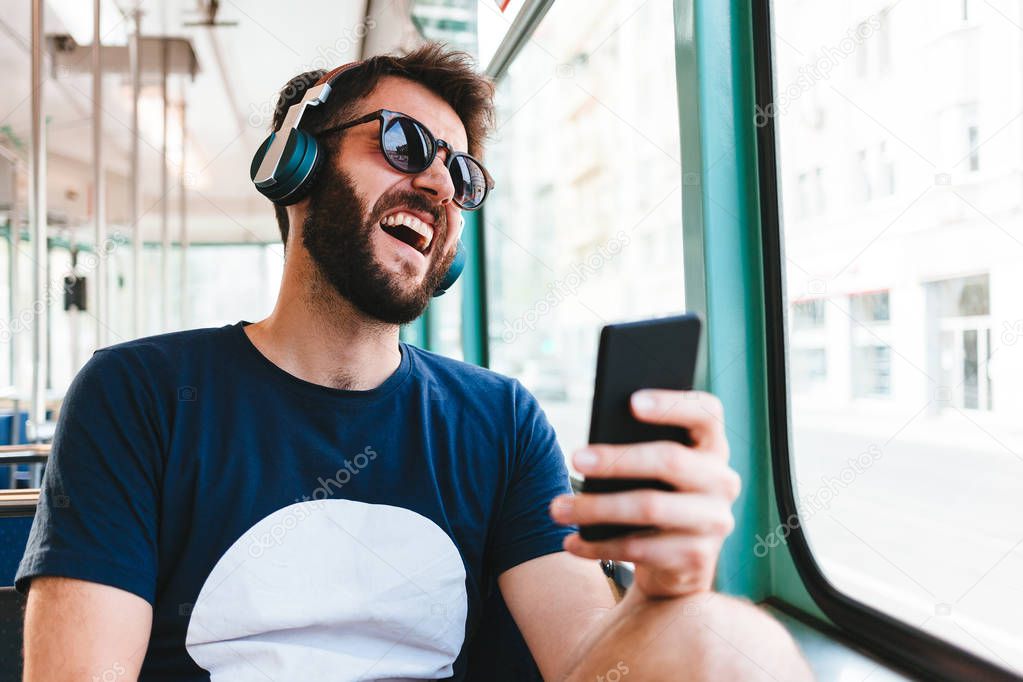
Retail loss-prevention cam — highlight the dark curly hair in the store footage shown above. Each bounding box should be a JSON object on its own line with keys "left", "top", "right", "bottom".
{"left": 268, "top": 42, "right": 496, "bottom": 246}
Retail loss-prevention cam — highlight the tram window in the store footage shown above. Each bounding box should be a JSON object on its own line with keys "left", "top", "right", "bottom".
{"left": 182, "top": 245, "right": 283, "bottom": 329}
{"left": 477, "top": 0, "right": 529, "bottom": 68}
{"left": 772, "top": 0, "right": 1022, "bottom": 672}
{"left": 483, "top": 0, "right": 684, "bottom": 461}
{"left": 429, "top": 280, "right": 464, "bottom": 361}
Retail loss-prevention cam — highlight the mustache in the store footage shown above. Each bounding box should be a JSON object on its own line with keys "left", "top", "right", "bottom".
{"left": 370, "top": 191, "right": 446, "bottom": 236}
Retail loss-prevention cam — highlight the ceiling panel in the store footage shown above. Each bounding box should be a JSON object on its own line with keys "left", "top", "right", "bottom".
{"left": 0, "top": 0, "right": 376, "bottom": 244}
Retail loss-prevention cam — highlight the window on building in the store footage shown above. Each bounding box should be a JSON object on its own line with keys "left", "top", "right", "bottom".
{"left": 792, "top": 298, "right": 827, "bottom": 330}
{"left": 967, "top": 124, "right": 980, "bottom": 172}
{"left": 849, "top": 291, "right": 892, "bottom": 398}
{"left": 927, "top": 274, "right": 992, "bottom": 411}
{"left": 878, "top": 141, "right": 895, "bottom": 195}
{"left": 850, "top": 290, "right": 890, "bottom": 323}
{"left": 771, "top": 0, "right": 1022, "bottom": 670}
{"left": 857, "top": 149, "right": 872, "bottom": 201}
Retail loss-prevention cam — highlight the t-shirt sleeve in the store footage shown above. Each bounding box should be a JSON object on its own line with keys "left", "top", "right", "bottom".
{"left": 489, "top": 379, "right": 576, "bottom": 577}
{"left": 15, "top": 348, "right": 164, "bottom": 605}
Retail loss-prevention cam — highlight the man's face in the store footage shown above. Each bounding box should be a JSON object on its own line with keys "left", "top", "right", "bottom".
{"left": 299, "top": 76, "right": 468, "bottom": 324}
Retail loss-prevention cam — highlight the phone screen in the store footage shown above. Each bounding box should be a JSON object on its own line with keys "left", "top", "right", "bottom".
{"left": 579, "top": 313, "right": 702, "bottom": 542}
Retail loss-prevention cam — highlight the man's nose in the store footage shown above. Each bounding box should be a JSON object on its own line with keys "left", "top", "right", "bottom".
{"left": 411, "top": 151, "right": 455, "bottom": 206}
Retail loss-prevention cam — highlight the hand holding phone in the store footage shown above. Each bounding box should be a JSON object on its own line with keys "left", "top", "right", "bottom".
{"left": 579, "top": 313, "right": 702, "bottom": 542}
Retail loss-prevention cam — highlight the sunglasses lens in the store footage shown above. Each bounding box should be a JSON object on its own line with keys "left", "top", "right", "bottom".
{"left": 450, "top": 155, "right": 488, "bottom": 209}
{"left": 382, "top": 117, "right": 432, "bottom": 172}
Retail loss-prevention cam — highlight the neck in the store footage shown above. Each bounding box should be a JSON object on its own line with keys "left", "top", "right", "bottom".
{"left": 245, "top": 247, "right": 402, "bottom": 391}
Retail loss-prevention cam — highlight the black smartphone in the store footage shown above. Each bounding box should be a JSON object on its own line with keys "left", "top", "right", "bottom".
{"left": 579, "top": 313, "right": 702, "bottom": 542}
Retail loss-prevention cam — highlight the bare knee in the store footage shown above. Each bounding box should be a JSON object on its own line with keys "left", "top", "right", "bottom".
{"left": 565, "top": 592, "right": 813, "bottom": 682}
{"left": 675, "top": 593, "right": 813, "bottom": 681}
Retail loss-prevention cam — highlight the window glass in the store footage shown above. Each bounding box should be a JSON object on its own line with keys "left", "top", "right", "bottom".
{"left": 477, "top": 0, "right": 529, "bottom": 69}
{"left": 183, "top": 244, "right": 283, "bottom": 328}
{"left": 428, "top": 279, "right": 464, "bottom": 361}
{"left": 484, "top": 0, "right": 685, "bottom": 463}
{"left": 773, "top": 1, "right": 1023, "bottom": 672}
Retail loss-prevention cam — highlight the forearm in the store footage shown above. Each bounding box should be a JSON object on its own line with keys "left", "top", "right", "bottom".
{"left": 563, "top": 588, "right": 813, "bottom": 682}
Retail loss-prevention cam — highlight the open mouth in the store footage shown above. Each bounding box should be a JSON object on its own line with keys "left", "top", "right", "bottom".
{"left": 379, "top": 210, "right": 434, "bottom": 255}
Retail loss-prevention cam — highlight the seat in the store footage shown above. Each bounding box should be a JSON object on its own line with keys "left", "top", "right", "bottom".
{"left": 0, "top": 587, "right": 25, "bottom": 681}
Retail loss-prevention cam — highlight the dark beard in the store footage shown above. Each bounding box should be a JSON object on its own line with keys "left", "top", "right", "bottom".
{"left": 300, "top": 162, "right": 454, "bottom": 325}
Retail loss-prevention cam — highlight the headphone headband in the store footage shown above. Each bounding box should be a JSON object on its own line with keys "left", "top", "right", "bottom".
{"left": 315, "top": 62, "right": 361, "bottom": 88}
{"left": 250, "top": 62, "right": 364, "bottom": 190}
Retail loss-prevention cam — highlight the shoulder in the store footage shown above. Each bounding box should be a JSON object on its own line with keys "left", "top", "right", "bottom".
{"left": 403, "top": 344, "right": 544, "bottom": 424}
{"left": 403, "top": 343, "right": 540, "bottom": 408}
{"left": 100, "top": 325, "right": 233, "bottom": 362}
{"left": 404, "top": 344, "right": 519, "bottom": 392}
{"left": 77, "top": 325, "right": 234, "bottom": 396}
{"left": 96, "top": 325, "right": 232, "bottom": 370}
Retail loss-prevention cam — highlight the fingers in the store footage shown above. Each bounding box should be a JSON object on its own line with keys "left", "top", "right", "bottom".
{"left": 573, "top": 443, "right": 741, "bottom": 499}
{"left": 630, "top": 389, "right": 728, "bottom": 455}
{"left": 563, "top": 530, "right": 720, "bottom": 579}
{"left": 550, "top": 491, "right": 735, "bottom": 537}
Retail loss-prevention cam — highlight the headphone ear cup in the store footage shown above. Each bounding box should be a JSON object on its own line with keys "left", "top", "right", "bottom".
{"left": 433, "top": 239, "right": 467, "bottom": 297}
{"left": 282, "top": 143, "right": 325, "bottom": 206}
{"left": 250, "top": 129, "right": 322, "bottom": 205}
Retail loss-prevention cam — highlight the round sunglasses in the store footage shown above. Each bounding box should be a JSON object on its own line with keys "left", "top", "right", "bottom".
{"left": 317, "top": 108, "right": 495, "bottom": 210}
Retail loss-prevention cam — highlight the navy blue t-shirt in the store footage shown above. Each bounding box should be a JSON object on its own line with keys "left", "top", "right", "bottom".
{"left": 15, "top": 321, "right": 575, "bottom": 680}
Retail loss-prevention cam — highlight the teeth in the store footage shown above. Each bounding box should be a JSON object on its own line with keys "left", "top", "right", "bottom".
{"left": 379, "top": 210, "right": 434, "bottom": 250}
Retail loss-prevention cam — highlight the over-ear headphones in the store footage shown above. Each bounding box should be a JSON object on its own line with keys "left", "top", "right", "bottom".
{"left": 250, "top": 62, "right": 466, "bottom": 297}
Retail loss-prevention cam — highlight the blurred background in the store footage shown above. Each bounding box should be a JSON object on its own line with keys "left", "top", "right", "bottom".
{"left": 0, "top": 0, "right": 1020, "bottom": 675}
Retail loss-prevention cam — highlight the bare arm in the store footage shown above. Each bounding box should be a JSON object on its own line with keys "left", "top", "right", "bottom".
{"left": 23, "top": 577, "right": 153, "bottom": 682}
{"left": 499, "top": 551, "right": 617, "bottom": 681}
{"left": 503, "top": 389, "right": 811, "bottom": 681}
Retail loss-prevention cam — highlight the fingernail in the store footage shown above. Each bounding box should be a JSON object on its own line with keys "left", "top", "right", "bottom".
{"left": 551, "top": 497, "right": 574, "bottom": 516}
{"left": 574, "top": 449, "right": 598, "bottom": 470}
{"left": 632, "top": 391, "right": 656, "bottom": 412}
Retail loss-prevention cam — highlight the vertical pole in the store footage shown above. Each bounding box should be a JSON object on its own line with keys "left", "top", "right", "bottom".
{"left": 93, "top": 0, "right": 107, "bottom": 347}
{"left": 7, "top": 153, "right": 20, "bottom": 444}
{"left": 29, "top": 0, "right": 48, "bottom": 441}
{"left": 6, "top": 152, "right": 18, "bottom": 395}
{"left": 129, "top": 9, "right": 142, "bottom": 338}
{"left": 160, "top": 38, "right": 170, "bottom": 332}
{"left": 178, "top": 89, "right": 188, "bottom": 328}
{"left": 459, "top": 210, "right": 488, "bottom": 367}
